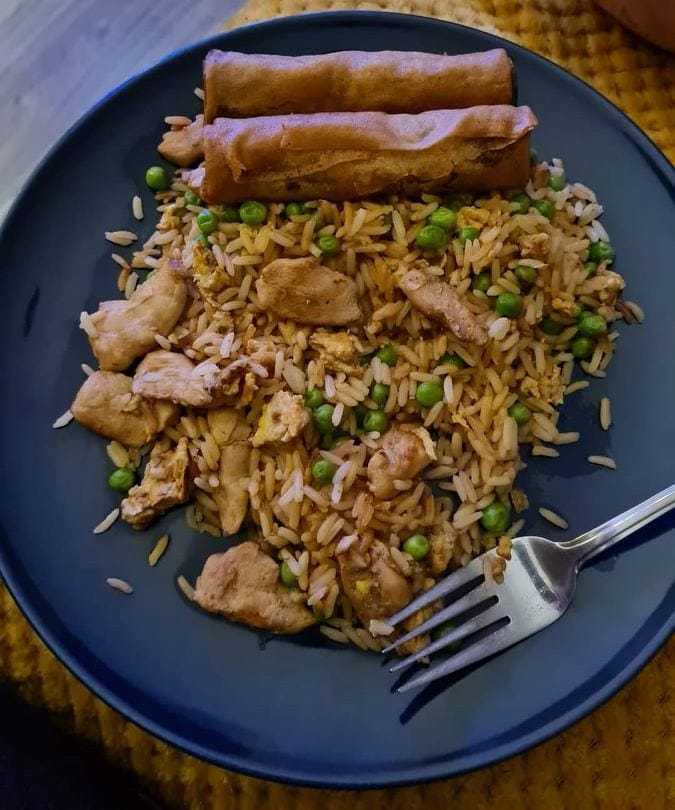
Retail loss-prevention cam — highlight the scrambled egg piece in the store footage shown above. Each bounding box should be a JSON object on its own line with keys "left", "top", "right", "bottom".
{"left": 251, "top": 390, "right": 309, "bottom": 447}
{"left": 192, "top": 243, "right": 227, "bottom": 304}
{"left": 309, "top": 331, "right": 358, "bottom": 372}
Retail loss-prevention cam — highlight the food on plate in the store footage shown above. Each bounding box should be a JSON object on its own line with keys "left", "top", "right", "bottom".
{"left": 194, "top": 541, "right": 315, "bottom": 633}
{"left": 71, "top": 371, "right": 178, "bottom": 446}
{"left": 121, "top": 437, "right": 190, "bottom": 528}
{"left": 85, "top": 264, "right": 187, "bottom": 371}
{"left": 158, "top": 115, "right": 204, "bottom": 167}
{"left": 202, "top": 49, "right": 515, "bottom": 121}
{"left": 65, "top": 49, "right": 637, "bottom": 654}
{"left": 255, "top": 258, "right": 361, "bottom": 325}
{"left": 187, "top": 106, "right": 537, "bottom": 203}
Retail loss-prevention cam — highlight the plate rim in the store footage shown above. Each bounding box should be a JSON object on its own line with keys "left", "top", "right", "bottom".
{"left": 0, "top": 9, "right": 673, "bottom": 789}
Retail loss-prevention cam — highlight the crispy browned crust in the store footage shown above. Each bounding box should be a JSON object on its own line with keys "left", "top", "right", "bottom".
{"left": 202, "top": 49, "right": 515, "bottom": 122}
{"left": 194, "top": 106, "right": 537, "bottom": 203}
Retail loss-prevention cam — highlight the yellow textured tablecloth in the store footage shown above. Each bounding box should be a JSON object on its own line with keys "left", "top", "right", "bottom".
{"left": 1, "top": 1, "right": 673, "bottom": 807}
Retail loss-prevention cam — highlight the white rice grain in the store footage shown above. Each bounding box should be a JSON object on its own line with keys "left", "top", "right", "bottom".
{"left": 538, "top": 507, "right": 568, "bottom": 530}
{"left": 52, "top": 409, "right": 73, "bottom": 429}
{"left": 332, "top": 402, "right": 344, "bottom": 427}
{"left": 93, "top": 508, "right": 119, "bottom": 534}
{"left": 154, "top": 334, "right": 171, "bottom": 350}
{"left": 132, "top": 195, "right": 144, "bottom": 220}
{"left": 599, "top": 397, "right": 612, "bottom": 430}
{"left": 369, "top": 619, "right": 395, "bottom": 637}
{"left": 588, "top": 455, "right": 617, "bottom": 470}
{"left": 105, "top": 230, "right": 137, "bottom": 246}
{"left": 335, "top": 534, "right": 358, "bottom": 554}
{"left": 106, "top": 577, "right": 133, "bottom": 594}
{"left": 177, "top": 575, "right": 195, "bottom": 600}
{"left": 81, "top": 363, "right": 95, "bottom": 376}
{"left": 148, "top": 534, "right": 170, "bottom": 567}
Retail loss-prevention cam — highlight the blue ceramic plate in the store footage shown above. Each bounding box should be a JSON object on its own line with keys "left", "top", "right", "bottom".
{"left": 0, "top": 11, "right": 673, "bottom": 789}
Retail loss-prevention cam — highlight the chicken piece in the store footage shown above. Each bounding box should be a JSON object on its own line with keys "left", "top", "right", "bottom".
{"left": 194, "top": 541, "right": 315, "bottom": 634}
{"left": 121, "top": 438, "right": 190, "bottom": 528}
{"left": 211, "top": 442, "right": 251, "bottom": 535}
{"left": 367, "top": 424, "right": 433, "bottom": 499}
{"left": 88, "top": 266, "right": 187, "bottom": 372}
{"left": 251, "top": 390, "right": 309, "bottom": 447}
{"left": 256, "top": 258, "right": 361, "bottom": 325}
{"left": 71, "top": 371, "right": 178, "bottom": 447}
{"left": 429, "top": 523, "right": 456, "bottom": 576}
{"left": 192, "top": 242, "right": 228, "bottom": 305}
{"left": 132, "top": 350, "right": 235, "bottom": 409}
{"left": 309, "top": 331, "right": 359, "bottom": 372}
{"left": 399, "top": 268, "right": 487, "bottom": 345}
{"left": 157, "top": 115, "right": 204, "bottom": 167}
{"left": 337, "top": 537, "right": 411, "bottom": 624}
{"left": 207, "top": 408, "right": 252, "bottom": 536}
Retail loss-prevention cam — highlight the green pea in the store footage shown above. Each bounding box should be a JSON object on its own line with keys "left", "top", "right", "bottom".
{"left": 108, "top": 468, "right": 135, "bottom": 494}
{"left": 515, "top": 264, "right": 537, "bottom": 285}
{"left": 317, "top": 234, "right": 341, "bottom": 256}
{"left": 415, "top": 381, "right": 443, "bottom": 409}
{"left": 480, "top": 500, "right": 511, "bottom": 534}
{"left": 145, "top": 166, "right": 169, "bottom": 191}
{"left": 458, "top": 226, "right": 480, "bottom": 244}
{"left": 320, "top": 433, "right": 338, "bottom": 450}
{"left": 219, "top": 205, "right": 240, "bottom": 223}
{"left": 196, "top": 209, "right": 217, "bottom": 235}
{"left": 495, "top": 292, "right": 523, "bottom": 318}
{"left": 184, "top": 189, "right": 200, "bottom": 206}
{"left": 362, "top": 410, "right": 388, "bottom": 434}
{"left": 588, "top": 240, "right": 614, "bottom": 264}
{"left": 304, "top": 388, "right": 324, "bottom": 410}
{"left": 439, "top": 352, "right": 467, "bottom": 371}
{"left": 532, "top": 199, "right": 554, "bottom": 219}
{"left": 428, "top": 206, "right": 457, "bottom": 231}
{"left": 403, "top": 534, "right": 430, "bottom": 560}
{"left": 416, "top": 224, "right": 448, "bottom": 252}
{"left": 508, "top": 401, "right": 531, "bottom": 426}
{"left": 577, "top": 312, "right": 607, "bottom": 338}
{"left": 312, "top": 459, "right": 337, "bottom": 486}
{"left": 548, "top": 174, "right": 566, "bottom": 191}
{"left": 511, "top": 193, "right": 531, "bottom": 214}
{"left": 371, "top": 383, "right": 390, "bottom": 408}
{"left": 279, "top": 561, "right": 297, "bottom": 588}
{"left": 472, "top": 272, "right": 491, "bottom": 294}
{"left": 239, "top": 200, "right": 267, "bottom": 226}
{"left": 354, "top": 404, "right": 369, "bottom": 428}
{"left": 285, "top": 202, "right": 307, "bottom": 217}
{"left": 540, "top": 316, "right": 564, "bottom": 336}
{"left": 376, "top": 344, "right": 397, "bottom": 367}
{"left": 584, "top": 261, "right": 597, "bottom": 278}
{"left": 571, "top": 336, "right": 595, "bottom": 360}
{"left": 312, "top": 404, "right": 335, "bottom": 434}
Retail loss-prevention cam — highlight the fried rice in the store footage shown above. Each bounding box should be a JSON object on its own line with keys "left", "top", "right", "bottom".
{"left": 79, "top": 156, "right": 633, "bottom": 650}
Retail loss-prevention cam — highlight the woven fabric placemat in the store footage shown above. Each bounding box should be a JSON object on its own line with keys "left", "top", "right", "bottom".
{"left": 1, "top": 1, "right": 673, "bottom": 807}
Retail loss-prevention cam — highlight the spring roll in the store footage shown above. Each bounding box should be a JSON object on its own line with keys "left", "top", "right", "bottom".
{"left": 188, "top": 106, "right": 537, "bottom": 204}
{"left": 203, "top": 49, "right": 515, "bottom": 122}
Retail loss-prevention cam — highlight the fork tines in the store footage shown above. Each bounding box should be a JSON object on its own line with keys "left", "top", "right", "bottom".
{"left": 384, "top": 554, "right": 510, "bottom": 693}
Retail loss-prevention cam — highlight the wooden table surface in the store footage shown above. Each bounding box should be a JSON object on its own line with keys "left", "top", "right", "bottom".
{"left": 0, "top": 0, "right": 243, "bottom": 219}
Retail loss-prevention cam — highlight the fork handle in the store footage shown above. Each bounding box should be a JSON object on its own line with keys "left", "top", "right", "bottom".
{"left": 560, "top": 482, "right": 675, "bottom": 568}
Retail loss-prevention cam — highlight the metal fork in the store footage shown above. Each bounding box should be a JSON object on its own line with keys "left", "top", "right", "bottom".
{"left": 385, "top": 483, "right": 675, "bottom": 693}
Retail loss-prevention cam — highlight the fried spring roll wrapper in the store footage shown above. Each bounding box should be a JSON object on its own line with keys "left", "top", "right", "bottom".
{"left": 190, "top": 106, "right": 538, "bottom": 204}
{"left": 203, "top": 49, "right": 515, "bottom": 122}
